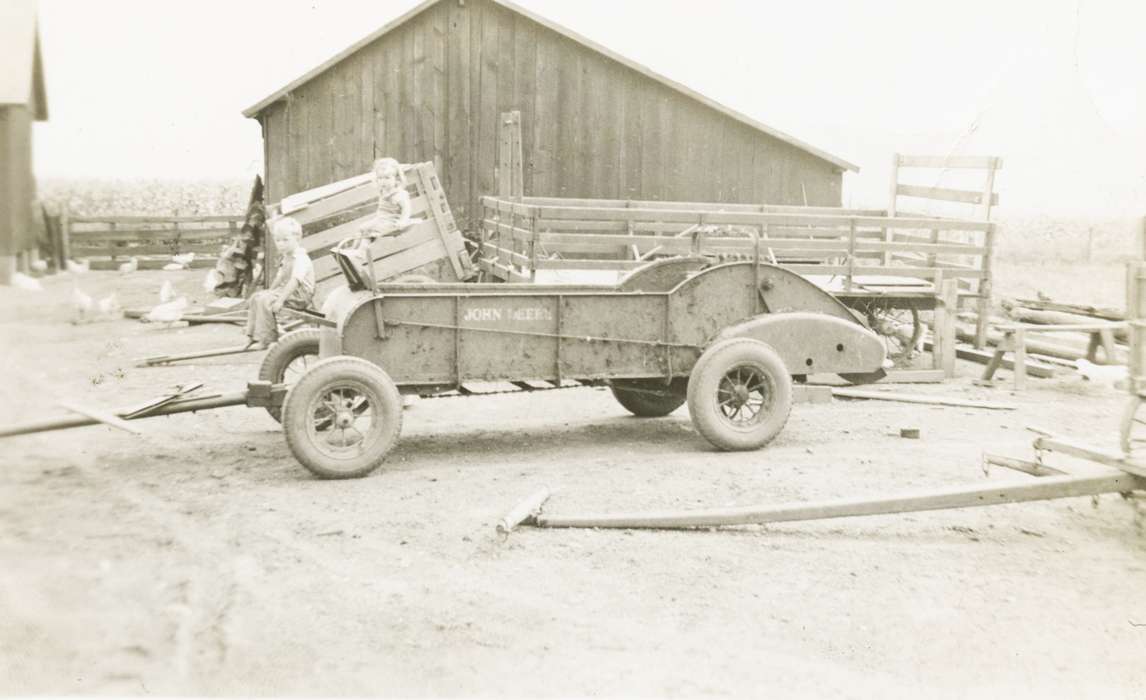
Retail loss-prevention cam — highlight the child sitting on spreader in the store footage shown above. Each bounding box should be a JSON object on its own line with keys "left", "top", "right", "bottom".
{"left": 245, "top": 217, "right": 315, "bottom": 350}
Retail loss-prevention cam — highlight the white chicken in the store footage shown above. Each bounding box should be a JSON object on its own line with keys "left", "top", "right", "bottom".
{"left": 66, "top": 259, "right": 90, "bottom": 274}
{"left": 30, "top": 259, "right": 48, "bottom": 273}
{"left": 171, "top": 252, "right": 195, "bottom": 267}
{"left": 10, "top": 272, "right": 43, "bottom": 291}
{"left": 202, "top": 268, "right": 222, "bottom": 293}
{"left": 1075, "top": 359, "right": 1128, "bottom": 389}
{"left": 72, "top": 285, "right": 94, "bottom": 322}
{"left": 159, "top": 280, "right": 176, "bottom": 304}
{"left": 143, "top": 296, "right": 189, "bottom": 324}
{"left": 117, "top": 257, "right": 139, "bottom": 274}
{"left": 97, "top": 293, "right": 122, "bottom": 319}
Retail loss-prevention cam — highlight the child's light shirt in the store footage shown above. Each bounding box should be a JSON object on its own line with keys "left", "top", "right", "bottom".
{"left": 280, "top": 247, "right": 316, "bottom": 306}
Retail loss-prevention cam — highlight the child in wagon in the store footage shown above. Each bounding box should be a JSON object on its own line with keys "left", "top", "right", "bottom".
{"left": 334, "top": 157, "right": 422, "bottom": 274}
{"left": 245, "top": 216, "right": 315, "bottom": 350}
{"left": 357, "top": 157, "right": 419, "bottom": 242}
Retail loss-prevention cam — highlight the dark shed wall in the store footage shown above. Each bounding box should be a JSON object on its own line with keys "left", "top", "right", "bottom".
{"left": 0, "top": 104, "right": 35, "bottom": 259}
{"left": 259, "top": 0, "right": 842, "bottom": 230}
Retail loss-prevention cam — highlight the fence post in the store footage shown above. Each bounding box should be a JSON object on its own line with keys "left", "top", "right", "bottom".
{"left": 108, "top": 220, "right": 118, "bottom": 263}
{"left": 845, "top": 218, "right": 856, "bottom": 292}
{"left": 529, "top": 210, "right": 538, "bottom": 282}
{"left": 939, "top": 278, "right": 959, "bottom": 378}
{"left": 58, "top": 203, "right": 71, "bottom": 268}
{"left": 975, "top": 221, "right": 997, "bottom": 348}
{"left": 498, "top": 111, "right": 523, "bottom": 199}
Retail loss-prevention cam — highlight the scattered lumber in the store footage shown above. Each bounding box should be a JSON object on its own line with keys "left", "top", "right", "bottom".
{"left": 1002, "top": 301, "right": 1128, "bottom": 343}
{"left": 983, "top": 452, "right": 1067, "bottom": 477}
{"left": 497, "top": 488, "right": 552, "bottom": 534}
{"left": 830, "top": 388, "right": 1017, "bottom": 410}
{"left": 955, "top": 321, "right": 1127, "bottom": 364}
{"left": 57, "top": 400, "right": 145, "bottom": 435}
{"left": 183, "top": 313, "right": 246, "bottom": 326}
{"left": 1013, "top": 298, "right": 1124, "bottom": 322}
{"left": 808, "top": 369, "right": 945, "bottom": 385}
{"left": 121, "top": 383, "right": 204, "bottom": 419}
{"left": 923, "top": 339, "right": 1058, "bottom": 378}
{"left": 533, "top": 473, "right": 1142, "bottom": 530}
{"left": 137, "top": 344, "right": 263, "bottom": 367}
{"left": 1, "top": 390, "right": 250, "bottom": 439}
{"left": 1033, "top": 436, "right": 1146, "bottom": 479}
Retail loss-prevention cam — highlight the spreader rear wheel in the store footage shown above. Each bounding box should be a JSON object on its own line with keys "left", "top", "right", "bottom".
{"left": 687, "top": 338, "right": 792, "bottom": 451}
{"left": 611, "top": 383, "right": 686, "bottom": 417}
{"left": 259, "top": 329, "right": 322, "bottom": 422}
{"left": 282, "top": 356, "right": 402, "bottom": 479}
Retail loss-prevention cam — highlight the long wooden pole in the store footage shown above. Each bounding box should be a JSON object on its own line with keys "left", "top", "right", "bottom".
{"left": 0, "top": 391, "right": 251, "bottom": 439}
{"left": 535, "top": 473, "right": 1144, "bottom": 530}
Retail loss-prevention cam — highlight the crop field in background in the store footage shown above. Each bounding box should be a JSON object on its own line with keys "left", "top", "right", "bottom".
{"left": 37, "top": 178, "right": 1140, "bottom": 307}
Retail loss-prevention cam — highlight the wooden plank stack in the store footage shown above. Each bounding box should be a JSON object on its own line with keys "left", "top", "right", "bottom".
{"left": 953, "top": 296, "right": 1130, "bottom": 387}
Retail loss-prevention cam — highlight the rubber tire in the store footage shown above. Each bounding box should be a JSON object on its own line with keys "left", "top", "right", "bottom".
{"left": 611, "top": 385, "right": 686, "bottom": 417}
{"left": 686, "top": 338, "right": 793, "bottom": 451}
{"left": 258, "top": 329, "right": 322, "bottom": 422}
{"left": 282, "top": 356, "right": 403, "bottom": 479}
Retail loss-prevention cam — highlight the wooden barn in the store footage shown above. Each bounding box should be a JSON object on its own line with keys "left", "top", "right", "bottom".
{"left": 243, "top": 0, "right": 858, "bottom": 232}
{"left": 0, "top": 0, "right": 48, "bottom": 284}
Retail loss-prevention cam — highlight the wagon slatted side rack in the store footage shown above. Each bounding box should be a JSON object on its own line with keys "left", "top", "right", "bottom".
{"left": 477, "top": 195, "right": 998, "bottom": 379}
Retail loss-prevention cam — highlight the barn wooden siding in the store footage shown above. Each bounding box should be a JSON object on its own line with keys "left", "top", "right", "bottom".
{"left": 254, "top": 0, "right": 845, "bottom": 231}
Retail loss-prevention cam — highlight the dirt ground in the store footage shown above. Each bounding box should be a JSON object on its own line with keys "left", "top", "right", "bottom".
{"left": 2, "top": 268, "right": 1145, "bottom": 698}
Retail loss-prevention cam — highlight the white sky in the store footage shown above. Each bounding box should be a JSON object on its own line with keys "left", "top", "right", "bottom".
{"left": 31, "top": 0, "right": 1146, "bottom": 214}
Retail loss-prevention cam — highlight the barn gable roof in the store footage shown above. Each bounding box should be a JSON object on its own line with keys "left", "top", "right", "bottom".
{"left": 0, "top": 0, "right": 48, "bottom": 120}
{"left": 242, "top": 0, "right": 858, "bottom": 173}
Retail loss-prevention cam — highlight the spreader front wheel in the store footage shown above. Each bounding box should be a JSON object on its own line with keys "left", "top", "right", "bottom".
{"left": 687, "top": 338, "right": 792, "bottom": 451}
{"left": 282, "top": 356, "right": 403, "bottom": 479}
{"left": 259, "top": 329, "right": 322, "bottom": 422}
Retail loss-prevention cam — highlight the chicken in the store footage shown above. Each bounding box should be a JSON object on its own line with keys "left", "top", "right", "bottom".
{"left": 202, "top": 269, "right": 222, "bottom": 293}
{"left": 143, "top": 296, "right": 189, "bottom": 324}
{"left": 97, "top": 293, "right": 122, "bottom": 319}
{"left": 1075, "top": 359, "right": 1128, "bottom": 389}
{"left": 66, "top": 259, "right": 90, "bottom": 274}
{"left": 10, "top": 272, "right": 43, "bottom": 291}
{"left": 30, "top": 259, "right": 48, "bottom": 273}
{"left": 171, "top": 252, "right": 195, "bottom": 267}
{"left": 72, "top": 285, "right": 94, "bottom": 322}
{"left": 159, "top": 280, "right": 176, "bottom": 304}
{"left": 117, "top": 257, "right": 139, "bottom": 274}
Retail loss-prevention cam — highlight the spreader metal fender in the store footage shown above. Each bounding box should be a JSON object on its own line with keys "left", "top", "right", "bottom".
{"left": 713, "top": 312, "right": 886, "bottom": 376}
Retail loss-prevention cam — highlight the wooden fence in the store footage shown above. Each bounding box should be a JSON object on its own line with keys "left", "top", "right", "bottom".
{"left": 66, "top": 214, "right": 245, "bottom": 270}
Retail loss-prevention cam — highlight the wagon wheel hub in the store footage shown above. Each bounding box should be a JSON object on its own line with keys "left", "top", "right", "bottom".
{"left": 335, "top": 411, "right": 355, "bottom": 429}
{"left": 731, "top": 384, "right": 750, "bottom": 406}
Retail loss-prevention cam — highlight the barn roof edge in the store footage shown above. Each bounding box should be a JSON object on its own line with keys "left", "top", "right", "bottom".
{"left": 240, "top": 0, "right": 859, "bottom": 173}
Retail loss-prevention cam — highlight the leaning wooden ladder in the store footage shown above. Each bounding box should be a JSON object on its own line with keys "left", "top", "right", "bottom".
{"left": 888, "top": 154, "right": 1002, "bottom": 349}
